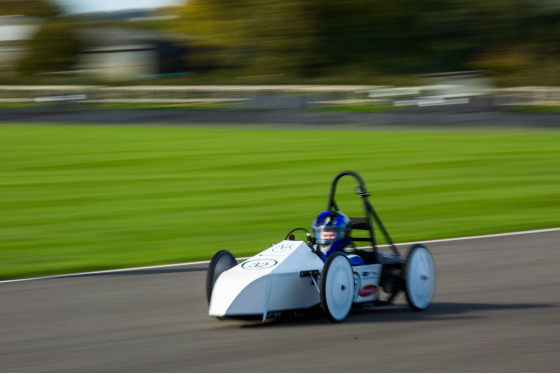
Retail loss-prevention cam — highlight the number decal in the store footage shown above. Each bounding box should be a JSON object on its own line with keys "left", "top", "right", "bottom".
{"left": 241, "top": 259, "right": 278, "bottom": 270}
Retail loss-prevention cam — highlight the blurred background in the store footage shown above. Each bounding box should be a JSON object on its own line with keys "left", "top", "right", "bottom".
{"left": 1, "top": 0, "right": 559, "bottom": 108}
{"left": 1, "top": 0, "right": 559, "bottom": 86}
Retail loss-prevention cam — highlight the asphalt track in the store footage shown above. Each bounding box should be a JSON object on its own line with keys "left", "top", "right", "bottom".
{"left": 1, "top": 230, "right": 559, "bottom": 372}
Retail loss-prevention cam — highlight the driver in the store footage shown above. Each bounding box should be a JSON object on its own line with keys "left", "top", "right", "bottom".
{"left": 311, "top": 211, "right": 364, "bottom": 265}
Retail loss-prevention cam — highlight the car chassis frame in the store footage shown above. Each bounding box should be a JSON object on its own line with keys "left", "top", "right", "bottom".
{"left": 207, "top": 171, "right": 436, "bottom": 322}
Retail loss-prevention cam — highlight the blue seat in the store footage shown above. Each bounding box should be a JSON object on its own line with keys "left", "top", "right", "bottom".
{"left": 347, "top": 254, "right": 365, "bottom": 266}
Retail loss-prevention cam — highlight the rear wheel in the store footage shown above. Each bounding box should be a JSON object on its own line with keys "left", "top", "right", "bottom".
{"left": 404, "top": 244, "right": 436, "bottom": 311}
{"left": 206, "top": 250, "right": 237, "bottom": 304}
{"left": 320, "top": 252, "right": 354, "bottom": 322}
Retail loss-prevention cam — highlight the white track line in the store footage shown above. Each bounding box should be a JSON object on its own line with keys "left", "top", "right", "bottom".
{"left": 375, "top": 227, "right": 560, "bottom": 247}
{"left": 2, "top": 227, "right": 559, "bottom": 284}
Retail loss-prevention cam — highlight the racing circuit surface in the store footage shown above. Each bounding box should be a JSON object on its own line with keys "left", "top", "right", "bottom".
{"left": 1, "top": 230, "right": 559, "bottom": 372}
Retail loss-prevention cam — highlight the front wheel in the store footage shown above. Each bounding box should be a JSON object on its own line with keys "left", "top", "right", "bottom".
{"left": 404, "top": 244, "right": 436, "bottom": 311}
{"left": 206, "top": 250, "right": 237, "bottom": 304}
{"left": 320, "top": 252, "right": 354, "bottom": 322}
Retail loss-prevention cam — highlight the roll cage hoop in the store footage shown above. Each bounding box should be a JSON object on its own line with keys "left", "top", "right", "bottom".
{"left": 327, "top": 171, "right": 400, "bottom": 257}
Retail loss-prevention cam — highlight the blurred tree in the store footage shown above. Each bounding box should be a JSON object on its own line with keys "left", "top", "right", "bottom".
{"left": 529, "top": 6, "right": 560, "bottom": 56}
{"left": 426, "top": 0, "right": 541, "bottom": 75}
{"left": 0, "top": 0, "right": 63, "bottom": 17}
{"left": 167, "top": 0, "right": 560, "bottom": 80}
{"left": 243, "top": 0, "right": 320, "bottom": 76}
{"left": 171, "top": 0, "right": 320, "bottom": 76}
{"left": 16, "top": 19, "right": 83, "bottom": 76}
{"left": 169, "top": 0, "right": 249, "bottom": 70}
{"left": 310, "top": 0, "right": 447, "bottom": 74}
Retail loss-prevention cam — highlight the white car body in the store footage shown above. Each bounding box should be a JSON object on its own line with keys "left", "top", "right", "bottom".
{"left": 209, "top": 240, "right": 382, "bottom": 321}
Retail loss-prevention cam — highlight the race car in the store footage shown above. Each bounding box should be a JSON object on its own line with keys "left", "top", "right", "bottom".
{"left": 206, "top": 171, "right": 436, "bottom": 323}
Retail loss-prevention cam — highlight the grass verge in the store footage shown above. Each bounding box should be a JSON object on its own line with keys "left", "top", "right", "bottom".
{"left": 1, "top": 124, "right": 559, "bottom": 279}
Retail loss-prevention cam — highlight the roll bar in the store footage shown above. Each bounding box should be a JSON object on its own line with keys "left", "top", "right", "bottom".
{"left": 327, "top": 171, "right": 400, "bottom": 256}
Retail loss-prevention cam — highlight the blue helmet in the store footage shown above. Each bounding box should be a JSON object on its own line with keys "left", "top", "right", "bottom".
{"left": 312, "top": 211, "right": 351, "bottom": 247}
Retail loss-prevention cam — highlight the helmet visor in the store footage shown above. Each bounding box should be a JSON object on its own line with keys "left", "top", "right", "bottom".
{"left": 314, "top": 226, "right": 346, "bottom": 245}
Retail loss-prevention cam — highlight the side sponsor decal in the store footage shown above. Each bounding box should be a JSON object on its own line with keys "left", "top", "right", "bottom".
{"left": 358, "top": 284, "right": 378, "bottom": 297}
{"left": 269, "top": 242, "right": 295, "bottom": 254}
{"left": 361, "top": 270, "right": 379, "bottom": 279}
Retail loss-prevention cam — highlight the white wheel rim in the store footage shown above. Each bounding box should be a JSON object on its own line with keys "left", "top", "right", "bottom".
{"left": 406, "top": 247, "right": 435, "bottom": 310}
{"left": 324, "top": 256, "right": 353, "bottom": 321}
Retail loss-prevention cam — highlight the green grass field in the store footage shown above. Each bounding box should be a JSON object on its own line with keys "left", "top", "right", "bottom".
{"left": 1, "top": 124, "right": 559, "bottom": 280}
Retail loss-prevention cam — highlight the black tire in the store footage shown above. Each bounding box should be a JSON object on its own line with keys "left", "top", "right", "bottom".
{"left": 206, "top": 250, "right": 237, "bottom": 304}
{"left": 404, "top": 244, "right": 436, "bottom": 311}
{"left": 320, "top": 252, "right": 354, "bottom": 323}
